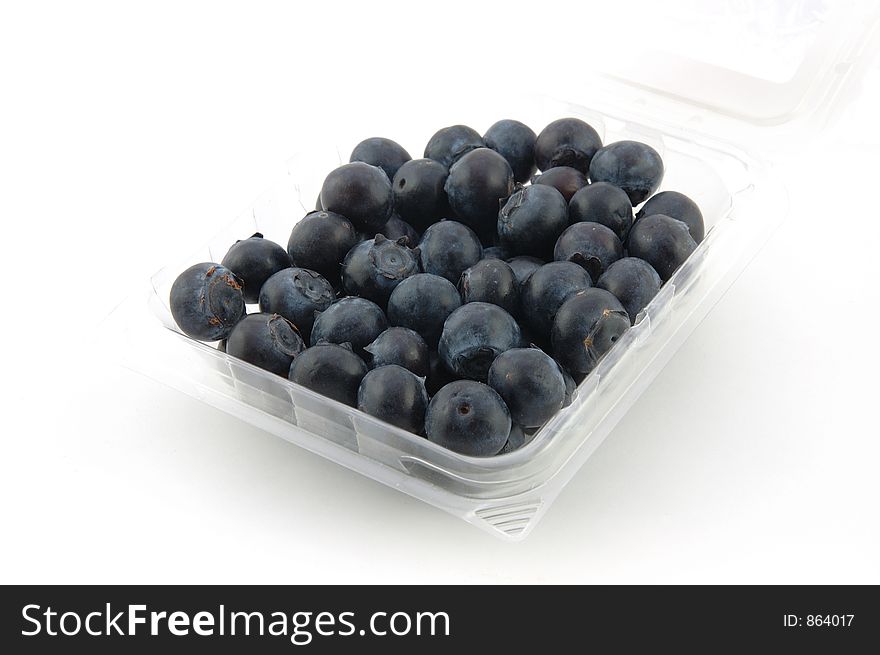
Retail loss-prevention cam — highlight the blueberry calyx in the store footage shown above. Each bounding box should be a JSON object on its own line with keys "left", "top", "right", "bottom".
{"left": 568, "top": 252, "right": 602, "bottom": 281}
{"left": 292, "top": 268, "right": 335, "bottom": 304}
{"left": 204, "top": 267, "right": 243, "bottom": 326}
{"left": 267, "top": 314, "right": 304, "bottom": 356}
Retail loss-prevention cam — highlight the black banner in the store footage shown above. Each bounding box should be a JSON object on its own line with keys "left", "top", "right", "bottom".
{"left": 1, "top": 585, "right": 876, "bottom": 652}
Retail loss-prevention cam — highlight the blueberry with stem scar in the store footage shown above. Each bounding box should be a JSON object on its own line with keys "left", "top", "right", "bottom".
{"left": 225, "top": 313, "right": 305, "bottom": 377}
{"left": 425, "top": 380, "right": 511, "bottom": 456}
{"left": 170, "top": 262, "right": 246, "bottom": 341}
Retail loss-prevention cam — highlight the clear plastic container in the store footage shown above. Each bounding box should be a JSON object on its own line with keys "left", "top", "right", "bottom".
{"left": 102, "top": 1, "right": 877, "bottom": 540}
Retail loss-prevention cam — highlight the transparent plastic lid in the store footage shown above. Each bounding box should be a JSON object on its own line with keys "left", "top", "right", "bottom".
{"left": 589, "top": 0, "right": 878, "bottom": 139}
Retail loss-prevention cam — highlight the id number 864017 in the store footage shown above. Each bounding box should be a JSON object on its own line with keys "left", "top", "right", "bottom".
{"left": 783, "top": 614, "right": 854, "bottom": 627}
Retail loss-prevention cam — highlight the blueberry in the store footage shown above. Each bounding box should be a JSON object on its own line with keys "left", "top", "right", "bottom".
{"left": 568, "top": 182, "right": 634, "bottom": 242}
{"left": 391, "top": 158, "right": 450, "bottom": 232}
{"left": 438, "top": 302, "right": 521, "bottom": 381}
{"left": 535, "top": 118, "right": 602, "bottom": 174}
{"left": 637, "top": 190, "right": 705, "bottom": 243}
{"left": 219, "top": 233, "right": 290, "bottom": 304}
{"left": 379, "top": 213, "right": 420, "bottom": 245}
{"left": 170, "top": 263, "right": 246, "bottom": 341}
{"left": 551, "top": 288, "right": 630, "bottom": 382}
{"left": 589, "top": 140, "right": 664, "bottom": 205}
{"left": 427, "top": 350, "right": 460, "bottom": 396}
{"left": 481, "top": 245, "right": 511, "bottom": 260}
{"left": 341, "top": 235, "right": 420, "bottom": 308}
{"left": 258, "top": 267, "right": 334, "bottom": 342}
{"left": 315, "top": 194, "right": 323, "bottom": 211}
{"left": 287, "top": 210, "right": 360, "bottom": 285}
{"left": 445, "top": 148, "right": 514, "bottom": 236}
{"left": 320, "top": 162, "right": 393, "bottom": 233}
{"left": 555, "top": 359, "right": 577, "bottom": 407}
{"left": 424, "top": 380, "right": 511, "bottom": 456}
{"left": 596, "top": 257, "right": 662, "bottom": 325}
{"left": 288, "top": 342, "right": 368, "bottom": 407}
{"left": 387, "top": 273, "right": 462, "bottom": 348}
{"left": 417, "top": 220, "right": 482, "bottom": 283}
{"left": 458, "top": 258, "right": 519, "bottom": 316}
{"left": 225, "top": 313, "right": 305, "bottom": 376}
{"left": 498, "top": 423, "right": 527, "bottom": 454}
{"left": 424, "top": 125, "right": 484, "bottom": 168}
{"left": 483, "top": 119, "right": 537, "bottom": 183}
{"left": 533, "top": 166, "right": 588, "bottom": 203}
{"left": 626, "top": 213, "right": 697, "bottom": 281}
{"left": 310, "top": 296, "right": 388, "bottom": 352}
{"left": 554, "top": 222, "right": 624, "bottom": 281}
{"left": 349, "top": 137, "right": 412, "bottom": 182}
{"left": 498, "top": 184, "right": 568, "bottom": 259}
{"left": 364, "top": 326, "right": 429, "bottom": 377}
{"left": 506, "top": 255, "right": 544, "bottom": 291}
{"left": 487, "top": 348, "right": 566, "bottom": 428}
{"left": 521, "top": 261, "right": 592, "bottom": 338}
{"left": 358, "top": 365, "right": 429, "bottom": 434}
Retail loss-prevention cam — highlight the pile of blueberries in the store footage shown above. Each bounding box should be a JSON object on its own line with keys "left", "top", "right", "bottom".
{"left": 169, "top": 117, "right": 704, "bottom": 457}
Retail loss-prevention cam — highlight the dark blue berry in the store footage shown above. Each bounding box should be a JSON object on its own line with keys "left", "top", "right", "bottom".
{"left": 458, "top": 259, "right": 519, "bottom": 316}
{"left": 220, "top": 233, "right": 290, "bottom": 304}
{"left": 568, "top": 182, "right": 634, "bottom": 242}
{"left": 488, "top": 348, "right": 566, "bottom": 428}
{"left": 391, "top": 158, "right": 450, "bottom": 232}
{"left": 445, "top": 148, "right": 514, "bottom": 236}
{"left": 424, "top": 125, "right": 484, "bottom": 168}
{"left": 483, "top": 119, "right": 537, "bottom": 183}
{"left": 425, "top": 380, "right": 511, "bottom": 456}
{"left": 320, "top": 162, "right": 393, "bottom": 233}
{"left": 170, "top": 263, "right": 245, "bottom": 341}
{"left": 521, "top": 261, "right": 592, "bottom": 338}
{"left": 596, "top": 257, "right": 662, "bottom": 325}
{"left": 551, "top": 288, "right": 630, "bottom": 382}
{"left": 387, "top": 273, "right": 462, "bottom": 348}
{"left": 287, "top": 210, "right": 359, "bottom": 285}
{"left": 533, "top": 166, "right": 588, "bottom": 202}
{"left": 554, "top": 222, "right": 624, "bottom": 281}
{"left": 288, "top": 343, "right": 368, "bottom": 407}
{"left": 438, "top": 302, "right": 521, "bottom": 381}
{"left": 417, "top": 220, "right": 482, "bottom": 283}
{"left": 626, "top": 213, "right": 697, "bottom": 281}
{"left": 349, "top": 137, "right": 411, "bottom": 182}
{"left": 225, "top": 313, "right": 305, "bottom": 377}
{"left": 341, "top": 235, "right": 420, "bottom": 308}
{"left": 535, "top": 118, "right": 602, "bottom": 174}
{"left": 498, "top": 184, "right": 568, "bottom": 259}
{"left": 364, "top": 327, "right": 429, "bottom": 377}
{"left": 589, "top": 141, "right": 664, "bottom": 205}
{"left": 358, "top": 364, "right": 428, "bottom": 434}
{"left": 310, "top": 296, "right": 388, "bottom": 352}
{"left": 637, "top": 190, "right": 704, "bottom": 243}
{"left": 556, "top": 359, "right": 577, "bottom": 407}
{"left": 258, "top": 267, "right": 334, "bottom": 342}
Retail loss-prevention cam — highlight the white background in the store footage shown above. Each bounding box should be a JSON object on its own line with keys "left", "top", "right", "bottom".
{"left": 1, "top": 1, "right": 878, "bottom": 584}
